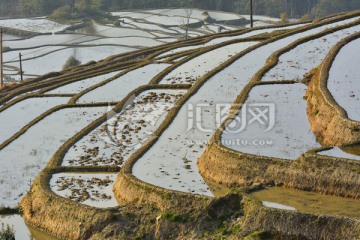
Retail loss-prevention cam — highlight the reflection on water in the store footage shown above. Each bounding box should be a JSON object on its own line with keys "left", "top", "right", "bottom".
{"left": 75, "top": 22, "right": 97, "bottom": 35}
{"left": 319, "top": 145, "right": 360, "bottom": 160}
{"left": 251, "top": 187, "right": 360, "bottom": 219}
{"left": 261, "top": 201, "right": 296, "bottom": 211}
{"left": 3, "top": 33, "right": 20, "bottom": 41}
{"left": 27, "top": 224, "right": 59, "bottom": 240}
{"left": 207, "top": 181, "right": 360, "bottom": 219}
{"left": 341, "top": 143, "right": 360, "bottom": 156}
{"left": 0, "top": 215, "right": 58, "bottom": 240}
{"left": 204, "top": 178, "right": 230, "bottom": 198}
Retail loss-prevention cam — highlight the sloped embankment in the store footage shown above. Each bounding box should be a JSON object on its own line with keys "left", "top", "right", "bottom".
{"left": 198, "top": 139, "right": 360, "bottom": 199}
{"left": 306, "top": 32, "right": 360, "bottom": 146}
{"left": 238, "top": 195, "right": 360, "bottom": 240}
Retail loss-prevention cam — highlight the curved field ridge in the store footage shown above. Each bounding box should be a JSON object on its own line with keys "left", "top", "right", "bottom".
{"left": 0, "top": 18, "right": 69, "bottom": 34}
{"left": 45, "top": 71, "right": 122, "bottom": 95}
{"left": 306, "top": 32, "right": 360, "bottom": 146}
{"left": 263, "top": 24, "right": 360, "bottom": 81}
{"left": 221, "top": 83, "right": 320, "bottom": 160}
{"left": 2, "top": 9, "right": 258, "bottom": 82}
{"left": 0, "top": 106, "right": 107, "bottom": 208}
{"left": 63, "top": 89, "right": 187, "bottom": 167}
{"left": 328, "top": 38, "right": 360, "bottom": 120}
{"left": 159, "top": 41, "right": 259, "bottom": 84}
{"left": 77, "top": 64, "right": 171, "bottom": 103}
{"left": 49, "top": 173, "right": 119, "bottom": 208}
{"left": 156, "top": 23, "right": 307, "bottom": 58}
{"left": 318, "top": 147, "right": 360, "bottom": 161}
{"left": 0, "top": 96, "right": 70, "bottom": 143}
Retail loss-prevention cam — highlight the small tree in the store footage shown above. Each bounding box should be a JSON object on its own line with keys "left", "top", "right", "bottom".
{"left": 50, "top": 5, "right": 73, "bottom": 19}
{"left": 181, "top": 0, "right": 194, "bottom": 39}
{"left": 183, "top": 8, "right": 193, "bottom": 39}
{"left": 300, "top": 13, "right": 311, "bottom": 22}
{"left": 280, "top": 12, "right": 288, "bottom": 23}
{"left": 63, "top": 56, "right": 81, "bottom": 70}
{"left": 0, "top": 223, "right": 15, "bottom": 240}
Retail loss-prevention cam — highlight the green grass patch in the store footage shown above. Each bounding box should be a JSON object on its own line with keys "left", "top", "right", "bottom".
{"left": 163, "top": 211, "right": 189, "bottom": 223}
{"left": 246, "top": 230, "right": 272, "bottom": 240}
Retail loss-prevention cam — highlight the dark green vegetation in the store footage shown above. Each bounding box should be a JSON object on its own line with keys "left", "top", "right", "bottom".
{"left": 235, "top": 0, "right": 360, "bottom": 19}
{"left": 63, "top": 56, "right": 81, "bottom": 70}
{"left": 0, "top": 0, "right": 360, "bottom": 20}
{"left": 0, "top": 224, "right": 15, "bottom": 240}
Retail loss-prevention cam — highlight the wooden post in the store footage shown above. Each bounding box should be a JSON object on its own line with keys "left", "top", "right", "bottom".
{"left": 250, "top": 0, "right": 254, "bottom": 28}
{"left": 19, "top": 53, "right": 23, "bottom": 82}
{"left": 0, "top": 28, "right": 3, "bottom": 87}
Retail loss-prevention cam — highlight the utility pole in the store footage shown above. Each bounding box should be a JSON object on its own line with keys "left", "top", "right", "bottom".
{"left": 0, "top": 28, "right": 3, "bottom": 87}
{"left": 250, "top": 0, "right": 254, "bottom": 28}
{"left": 19, "top": 53, "right": 23, "bottom": 82}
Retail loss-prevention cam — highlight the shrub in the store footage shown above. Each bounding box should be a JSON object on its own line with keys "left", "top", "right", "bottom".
{"left": 163, "top": 211, "right": 188, "bottom": 223}
{"left": 50, "top": 5, "right": 73, "bottom": 19}
{"left": 280, "top": 12, "right": 288, "bottom": 23}
{"left": 113, "top": 20, "right": 121, "bottom": 27}
{"left": 63, "top": 56, "right": 81, "bottom": 70}
{"left": 300, "top": 14, "right": 311, "bottom": 22}
{"left": 246, "top": 230, "right": 272, "bottom": 239}
{"left": 0, "top": 223, "right": 15, "bottom": 240}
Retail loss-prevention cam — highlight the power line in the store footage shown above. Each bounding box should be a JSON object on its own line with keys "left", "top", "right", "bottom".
{"left": 250, "top": 0, "right": 254, "bottom": 28}
{"left": 1, "top": 28, "right": 3, "bottom": 86}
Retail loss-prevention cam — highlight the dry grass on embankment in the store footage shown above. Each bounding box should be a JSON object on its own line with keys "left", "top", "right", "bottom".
{"left": 0, "top": 82, "right": 17, "bottom": 92}
{"left": 199, "top": 131, "right": 360, "bottom": 200}
{"left": 238, "top": 195, "right": 360, "bottom": 240}
{"left": 306, "top": 33, "right": 360, "bottom": 147}
{"left": 20, "top": 172, "right": 115, "bottom": 240}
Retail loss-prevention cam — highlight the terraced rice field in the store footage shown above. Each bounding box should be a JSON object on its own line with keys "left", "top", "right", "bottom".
{"left": 222, "top": 84, "right": 320, "bottom": 160}
{"left": 63, "top": 89, "right": 186, "bottom": 167}
{"left": 327, "top": 37, "right": 360, "bottom": 120}
{"left": 1, "top": 9, "right": 256, "bottom": 83}
{"left": 1, "top": 9, "right": 360, "bottom": 239}
{"left": 50, "top": 173, "right": 118, "bottom": 208}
